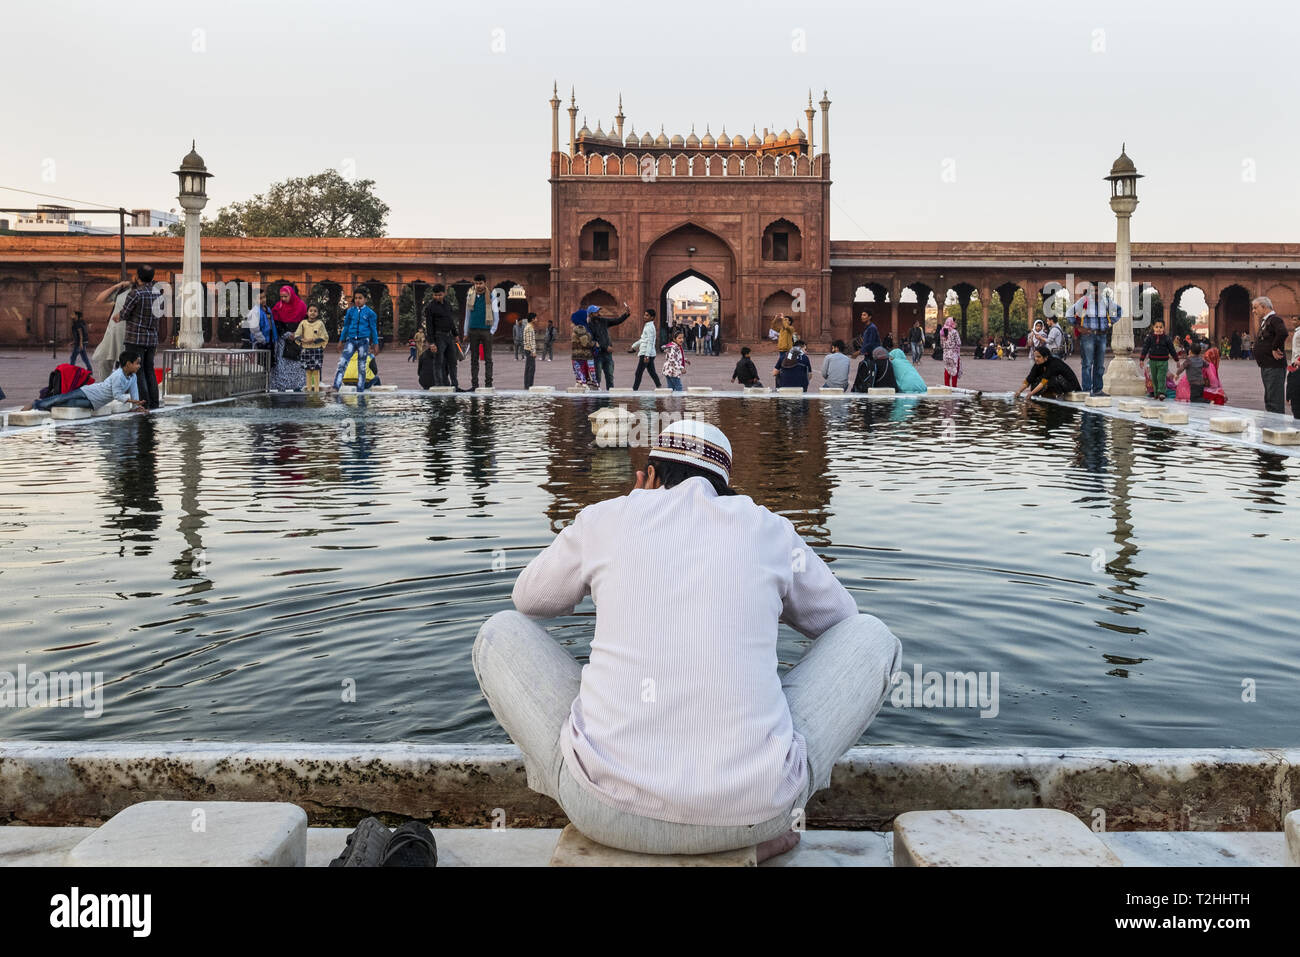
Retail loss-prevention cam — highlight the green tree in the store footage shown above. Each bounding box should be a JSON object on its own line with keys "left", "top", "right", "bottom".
{"left": 169, "top": 169, "right": 389, "bottom": 237}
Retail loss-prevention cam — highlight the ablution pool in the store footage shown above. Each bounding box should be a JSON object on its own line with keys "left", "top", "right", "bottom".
{"left": 0, "top": 393, "right": 1295, "bottom": 748}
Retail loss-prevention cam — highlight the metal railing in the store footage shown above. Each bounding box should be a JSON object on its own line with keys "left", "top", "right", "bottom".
{"left": 162, "top": 349, "right": 268, "bottom": 402}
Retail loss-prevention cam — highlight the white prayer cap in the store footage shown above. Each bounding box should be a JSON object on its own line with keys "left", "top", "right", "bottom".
{"left": 651, "top": 419, "right": 733, "bottom": 485}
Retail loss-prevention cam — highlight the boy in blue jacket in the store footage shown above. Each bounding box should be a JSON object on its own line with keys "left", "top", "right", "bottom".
{"left": 332, "top": 290, "right": 380, "bottom": 393}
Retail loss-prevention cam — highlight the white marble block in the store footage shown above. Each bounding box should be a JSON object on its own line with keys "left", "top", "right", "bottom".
{"left": 528, "top": 385, "right": 555, "bottom": 393}
{"left": 743, "top": 387, "right": 769, "bottom": 395}
{"left": 1085, "top": 395, "right": 1114, "bottom": 408}
{"left": 1140, "top": 405, "right": 1163, "bottom": 419}
{"left": 473, "top": 387, "right": 495, "bottom": 394}
{"left": 868, "top": 388, "right": 897, "bottom": 396}
{"left": 69, "top": 801, "right": 307, "bottom": 867}
{"left": 818, "top": 388, "right": 845, "bottom": 395}
{"left": 653, "top": 388, "right": 673, "bottom": 395}
{"left": 567, "top": 385, "right": 589, "bottom": 394}
{"left": 926, "top": 386, "right": 953, "bottom": 395}
{"left": 607, "top": 388, "right": 634, "bottom": 396}
{"left": 162, "top": 394, "right": 193, "bottom": 406}
{"left": 1209, "top": 417, "right": 1248, "bottom": 433}
{"left": 1159, "top": 410, "right": 1189, "bottom": 425}
{"left": 550, "top": 825, "right": 755, "bottom": 867}
{"left": 426, "top": 386, "right": 455, "bottom": 393}
{"left": 5, "top": 410, "right": 51, "bottom": 427}
{"left": 50, "top": 406, "right": 94, "bottom": 420}
{"left": 1262, "top": 428, "right": 1300, "bottom": 445}
{"left": 686, "top": 386, "right": 712, "bottom": 393}
{"left": 338, "top": 386, "right": 357, "bottom": 394}
{"left": 777, "top": 387, "right": 806, "bottom": 395}
{"left": 369, "top": 385, "right": 398, "bottom": 392}
{"left": 1117, "top": 400, "right": 1144, "bottom": 412}
{"left": 1064, "top": 392, "right": 1089, "bottom": 402}
{"left": 893, "top": 809, "right": 1122, "bottom": 867}
{"left": 1286, "top": 810, "right": 1300, "bottom": 866}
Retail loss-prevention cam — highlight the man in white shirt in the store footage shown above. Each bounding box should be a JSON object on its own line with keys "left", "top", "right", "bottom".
{"left": 473, "top": 420, "right": 902, "bottom": 858}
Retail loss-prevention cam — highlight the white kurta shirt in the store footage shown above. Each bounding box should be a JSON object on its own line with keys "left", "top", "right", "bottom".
{"left": 511, "top": 476, "right": 858, "bottom": 826}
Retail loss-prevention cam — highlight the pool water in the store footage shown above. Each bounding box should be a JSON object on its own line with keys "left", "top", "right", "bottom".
{"left": 0, "top": 393, "right": 1296, "bottom": 747}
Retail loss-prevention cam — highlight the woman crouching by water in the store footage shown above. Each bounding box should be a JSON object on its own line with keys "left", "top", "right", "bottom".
{"left": 1015, "top": 345, "right": 1081, "bottom": 400}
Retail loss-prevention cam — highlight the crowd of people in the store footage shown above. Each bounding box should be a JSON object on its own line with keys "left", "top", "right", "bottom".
{"left": 18, "top": 269, "right": 1300, "bottom": 422}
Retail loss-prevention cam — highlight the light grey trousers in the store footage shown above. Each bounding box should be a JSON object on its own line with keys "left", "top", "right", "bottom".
{"left": 472, "top": 610, "right": 902, "bottom": 855}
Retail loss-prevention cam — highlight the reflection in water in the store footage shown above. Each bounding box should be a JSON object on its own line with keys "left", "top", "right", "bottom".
{"left": 173, "top": 421, "right": 211, "bottom": 595}
{"left": 1252, "top": 450, "right": 1290, "bottom": 508}
{"left": 99, "top": 416, "right": 162, "bottom": 556}
{"left": 1104, "top": 418, "right": 1144, "bottom": 607}
{"left": 0, "top": 394, "right": 1296, "bottom": 748}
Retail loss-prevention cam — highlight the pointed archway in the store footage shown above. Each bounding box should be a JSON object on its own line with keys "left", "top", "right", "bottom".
{"left": 644, "top": 223, "right": 737, "bottom": 343}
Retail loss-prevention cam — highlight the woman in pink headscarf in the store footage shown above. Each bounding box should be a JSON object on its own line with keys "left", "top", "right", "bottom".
{"left": 1202, "top": 346, "right": 1227, "bottom": 405}
{"left": 269, "top": 284, "right": 308, "bottom": 391}
{"left": 940, "top": 316, "right": 962, "bottom": 387}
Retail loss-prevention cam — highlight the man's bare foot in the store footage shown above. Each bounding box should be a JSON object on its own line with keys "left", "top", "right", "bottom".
{"left": 19, "top": 404, "right": 33, "bottom": 412}
{"left": 756, "top": 830, "right": 801, "bottom": 863}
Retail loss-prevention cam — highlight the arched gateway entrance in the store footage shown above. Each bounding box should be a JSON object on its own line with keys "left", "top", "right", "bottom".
{"left": 644, "top": 223, "right": 736, "bottom": 344}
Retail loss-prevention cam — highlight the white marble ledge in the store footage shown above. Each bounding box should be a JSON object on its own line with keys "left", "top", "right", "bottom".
{"left": 1, "top": 826, "right": 1289, "bottom": 867}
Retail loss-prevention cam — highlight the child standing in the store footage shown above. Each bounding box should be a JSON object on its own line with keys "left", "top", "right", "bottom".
{"left": 731, "top": 346, "right": 761, "bottom": 387}
{"left": 297, "top": 305, "right": 329, "bottom": 392}
{"left": 1140, "top": 319, "right": 1175, "bottom": 400}
{"left": 662, "top": 330, "right": 688, "bottom": 391}
{"left": 571, "top": 312, "right": 597, "bottom": 387}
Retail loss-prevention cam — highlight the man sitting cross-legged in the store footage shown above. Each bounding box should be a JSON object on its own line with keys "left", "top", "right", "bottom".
{"left": 472, "top": 420, "right": 902, "bottom": 859}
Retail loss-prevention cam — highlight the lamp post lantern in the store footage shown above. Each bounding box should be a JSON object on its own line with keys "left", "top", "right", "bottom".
{"left": 173, "top": 142, "right": 212, "bottom": 350}
{"left": 1101, "top": 144, "right": 1147, "bottom": 396}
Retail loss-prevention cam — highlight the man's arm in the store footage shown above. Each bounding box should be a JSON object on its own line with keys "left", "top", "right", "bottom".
{"left": 781, "top": 523, "right": 859, "bottom": 639}
{"left": 512, "top": 511, "right": 590, "bottom": 617}
{"left": 607, "top": 311, "right": 630, "bottom": 329}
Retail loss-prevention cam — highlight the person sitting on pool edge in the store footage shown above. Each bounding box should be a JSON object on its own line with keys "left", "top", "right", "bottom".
{"left": 26, "top": 350, "right": 147, "bottom": 415}
{"left": 1014, "top": 345, "right": 1082, "bottom": 400}
{"left": 472, "top": 419, "right": 903, "bottom": 859}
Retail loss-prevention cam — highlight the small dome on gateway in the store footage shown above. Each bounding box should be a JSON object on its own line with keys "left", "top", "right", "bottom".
{"left": 670, "top": 131, "right": 685, "bottom": 148}
{"left": 763, "top": 128, "right": 777, "bottom": 145}
{"left": 654, "top": 126, "right": 669, "bottom": 147}
{"left": 748, "top": 127, "right": 762, "bottom": 147}
{"left": 700, "top": 126, "right": 715, "bottom": 148}
{"left": 640, "top": 130, "right": 654, "bottom": 147}
{"left": 578, "top": 117, "right": 592, "bottom": 138}
{"left": 686, "top": 125, "right": 701, "bottom": 148}
{"left": 625, "top": 125, "right": 639, "bottom": 147}
{"left": 793, "top": 125, "right": 807, "bottom": 142}
{"left": 732, "top": 132, "right": 746, "bottom": 148}
{"left": 594, "top": 120, "right": 606, "bottom": 140}
{"left": 778, "top": 128, "right": 791, "bottom": 143}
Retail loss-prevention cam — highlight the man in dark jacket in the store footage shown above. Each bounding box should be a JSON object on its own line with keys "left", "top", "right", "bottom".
{"left": 1251, "top": 296, "right": 1289, "bottom": 413}
{"left": 586, "top": 302, "right": 630, "bottom": 389}
{"left": 857, "top": 311, "right": 882, "bottom": 357}
{"left": 774, "top": 341, "right": 812, "bottom": 391}
{"left": 422, "top": 284, "right": 459, "bottom": 388}
{"left": 69, "top": 311, "right": 91, "bottom": 370}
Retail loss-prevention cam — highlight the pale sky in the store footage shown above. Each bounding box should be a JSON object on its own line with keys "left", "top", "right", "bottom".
{"left": 2, "top": 0, "right": 1296, "bottom": 243}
